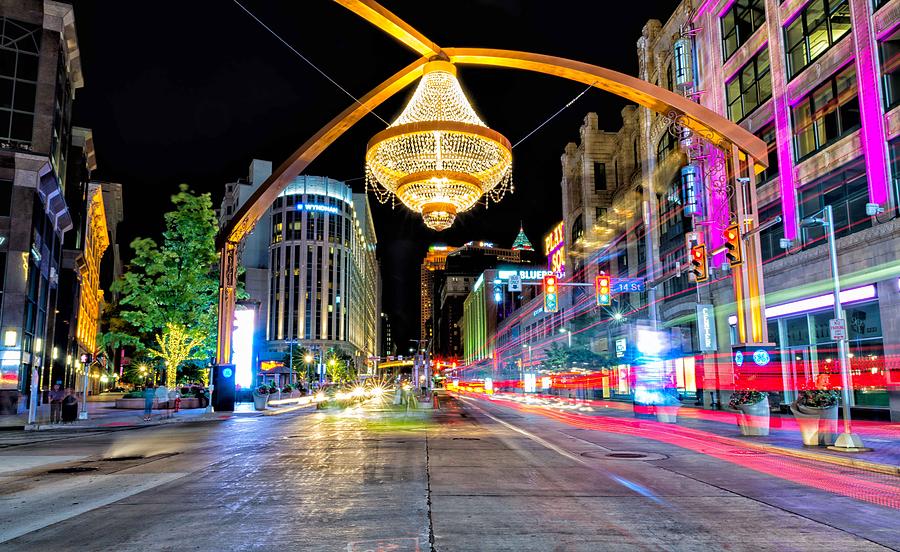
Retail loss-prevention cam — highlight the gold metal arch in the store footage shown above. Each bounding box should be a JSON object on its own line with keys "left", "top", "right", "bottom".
{"left": 215, "top": 0, "right": 770, "bottom": 366}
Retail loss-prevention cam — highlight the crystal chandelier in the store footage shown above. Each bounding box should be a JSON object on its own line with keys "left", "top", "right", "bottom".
{"left": 365, "top": 60, "right": 513, "bottom": 231}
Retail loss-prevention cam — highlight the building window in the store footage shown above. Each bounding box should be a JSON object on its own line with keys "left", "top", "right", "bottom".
{"left": 0, "top": 17, "right": 41, "bottom": 149}
{"left": 0, "top": 179, "right": 10, "bottom": 215}
{"left": 880, "top": 27, "right": 900, "bottom": 111}
{"left": 874, "top": 0, "right": 889, "bottom": 10}
{"left": 891, "top": 138, "right": 900, "bottom": 204}
{"left": 785, "top": 0, "right": 851, "bottom": 79}
{"left": 725, "top": 49, "right": 771, "bottom": 122}
{"left": 758, "top": 202, "right": 785, "bottom": 261}
{"left": 593, "top": 162, "right": 607, "bottom": 191}
{"left": 572, "top": 214, "right": 584, "bottom": 243}
{"left": 656, "top": 132, "right": 675, "bottom": 163}
{"left": 616, "top": 248, "right": 628, "bottom": 276}
{"left": 721, "top": 0, "right": 765, "bottom": 60}
{"left": 799, "top": 159, "right": 870, "bottom": 246}
{"left": 754, "top": 122, "right": 778, "bottom": 184}
{"left": 595, "top": 207, "right": 607, "bottom": 221}
{"left": 792, "top": 65, "right": 859, "bottom": 160}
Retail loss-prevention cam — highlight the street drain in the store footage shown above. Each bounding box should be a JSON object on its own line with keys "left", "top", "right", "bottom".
{"left": 47, "top": 466, "right": 98, "bottom": 474}
{"left": 725, "top": 449, "right": 766, "bottom": 456}
{"left": 101, "top": 455, "right": 145, "bottom": 461}
{"left": 452, "top": 437, "right": 481, "bottom": 441}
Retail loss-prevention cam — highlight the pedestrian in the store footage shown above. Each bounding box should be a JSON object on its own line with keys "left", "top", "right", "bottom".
{"left": 155, "top": 384, "right": 169, "bottom": 419}
{"left": 48, "top": 383, "right": 65, "bottom": 424}
{"left": 61, "top": 388, "right": 79, "bottom": 423}
{"left": 143, "top": 384, "right": 155, "bottom": 421}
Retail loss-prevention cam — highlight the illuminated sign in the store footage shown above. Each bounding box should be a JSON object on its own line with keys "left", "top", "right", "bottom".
{"left": 233, "top": 309, "right": 255, "bottom": 388}
{"left": 260, "top": 360, "right": 284, "bottom": 371}
{"left": 497, "top": 269, "right": 554, "bottom": 281}
{"left": 296, "top": 203, "right": 340, "bottom": 215}
{"left": 543, "top": 222, "right": 565, "bottom": 277}
{"left": 696, "top": 304, "right": 717, "bottom": 352}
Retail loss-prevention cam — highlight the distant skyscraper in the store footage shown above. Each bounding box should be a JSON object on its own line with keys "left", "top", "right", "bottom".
{"left": 511, "top": 223, "right": 534, "bottom": 252}
{"left": 267, "top": 176, "right": 378, "bottom": 371}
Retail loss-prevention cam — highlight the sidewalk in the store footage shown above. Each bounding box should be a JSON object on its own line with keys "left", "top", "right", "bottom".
{"left": 489, "top": 392, "right": 900, "bottom": 475}
{"left": 20, "top": 400, "right": 263, "bottom": 431}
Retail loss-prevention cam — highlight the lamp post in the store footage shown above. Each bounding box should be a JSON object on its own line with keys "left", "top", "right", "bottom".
{"left": 800, "top": 205, "right": 866, "bottom": 451}
{"left": 559, "top": 327, "right": 572, "bottom": 348}
{"left": 304, "top": 353, "right": 313, "bottom": 393}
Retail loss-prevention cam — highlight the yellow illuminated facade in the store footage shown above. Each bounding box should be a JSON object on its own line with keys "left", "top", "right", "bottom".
{"left": 76, "top": 185, "right": 109, "bottom": 354}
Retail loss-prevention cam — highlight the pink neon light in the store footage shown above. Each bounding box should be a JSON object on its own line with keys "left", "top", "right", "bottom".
{"left": 727, "top": 284, "right": 877, "bottom": 325}
{"left": 849, "top": 0, "right": 890, "bottom": 205}
{"left": 773, "top": 95, "right": 798, "bottom": 240}
{"left": 693, "top": 0, "right": 721, "bottom": 20}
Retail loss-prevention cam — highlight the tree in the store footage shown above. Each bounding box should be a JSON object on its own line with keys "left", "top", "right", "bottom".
{"left": 325, "top": 346, "right": 355, "bottom": 385}
{"left": 284, "top": 345, "right": 313, "bottom": 385}
{"left": 542, "top": 343, "right": 569, "bottom": 372}
{"left": 110, "top": 186, "right": 221, "bottom": 384}
{"left": 147, "top": 322, "right": 206, "bottom": 389}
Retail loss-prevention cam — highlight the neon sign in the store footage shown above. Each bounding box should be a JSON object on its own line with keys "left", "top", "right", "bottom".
{"left": 296, "top": 203, "right": 339, "bottom": 215}
{"left": 544, "top": 221, "right": 565, "bottom": 277}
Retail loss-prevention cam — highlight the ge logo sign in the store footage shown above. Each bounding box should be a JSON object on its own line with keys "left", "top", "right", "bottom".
{"left": 734, "top": 351, "right": 744, "bottom": 367}
{"left": 222, "top": 368, "right": 233, "bottom": 378}
{"left": 752, "top": 349, "right": 771, "bottom": 367}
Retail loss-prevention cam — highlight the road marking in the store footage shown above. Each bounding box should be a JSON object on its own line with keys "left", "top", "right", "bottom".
{"left": 0, "top": 472, "right": 188, "bottom": 544}
{"left": 458, "top": 396, "right": 588, "bottom": 465}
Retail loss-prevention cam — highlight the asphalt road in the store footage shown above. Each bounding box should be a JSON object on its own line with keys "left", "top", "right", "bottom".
{"left": 0, "top": 395, "right": 898, "bottom": 551}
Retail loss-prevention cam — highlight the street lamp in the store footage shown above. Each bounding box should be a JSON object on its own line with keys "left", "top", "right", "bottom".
{"left": 559, "top": 327, "right": 572, "bottom": 347}
{"left": 304, "top": 353, "right": 313, "bottom": 391}
{"left": 800, "top": 204, "right": 866, "bottom": 452}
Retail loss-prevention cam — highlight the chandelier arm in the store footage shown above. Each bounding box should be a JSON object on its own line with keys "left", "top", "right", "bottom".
{"left": 334, "top": 0, "right": 443, "bottom": 59}
{"left": 443, "top": 47, "right": 768, "bottom": 168}
{"left": 218, "top": 56, "right": 429, "bottom": 248}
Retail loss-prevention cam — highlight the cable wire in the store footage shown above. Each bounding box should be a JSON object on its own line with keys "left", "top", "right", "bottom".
{"left": 232, "top": 0, "right": 389, "bottom": 126}
{"left": 512, "top": 81, "right": 597, "bottom": 149}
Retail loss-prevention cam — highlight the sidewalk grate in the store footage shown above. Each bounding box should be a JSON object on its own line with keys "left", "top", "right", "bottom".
{"left": 47, "top": 466, "right": 98, "bottom": 474}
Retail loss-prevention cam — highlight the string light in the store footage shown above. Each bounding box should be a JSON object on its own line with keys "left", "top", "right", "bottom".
{"left": 365, "top": 60, "right": 513, "bottom": 230}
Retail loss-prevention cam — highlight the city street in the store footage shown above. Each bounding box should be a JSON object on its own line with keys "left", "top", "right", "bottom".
{"left": 1, "top": 396, "right": 898, "bottom": 551}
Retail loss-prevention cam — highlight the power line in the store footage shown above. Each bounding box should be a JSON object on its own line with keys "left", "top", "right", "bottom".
{"left": 512, "top": 82, "right": 596, "bottom": 149}
{"left": 231, "top": 0, "right": 389, "bottom": 126}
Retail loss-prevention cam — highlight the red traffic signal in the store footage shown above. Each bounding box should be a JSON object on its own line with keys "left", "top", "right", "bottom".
{"left": 543, "top": 275, "right": 559, "bottom": 312}
{"left": 724, "top": 224, "right": 743, "bottom": 266}
{"left": 595, "top": 274, "right": 611, "bottom": 306}
{"left": 690, "top": 244, "right": 708, "bottom": 282}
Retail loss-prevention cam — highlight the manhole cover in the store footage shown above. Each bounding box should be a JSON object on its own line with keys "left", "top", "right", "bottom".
{"left": 47, "top": 466, "right": 98, "bottom": 474}
{"left": 452, "top": 437, "right": 481, "bottom": 441}
{"left": 607, "top": 453, "right": 648, "bottom": 459}
{"left": 101, "top": 455, "right": 145, "bottom": 461}
{"left": 580, "top": 451, "right": 668, "bottom": 461}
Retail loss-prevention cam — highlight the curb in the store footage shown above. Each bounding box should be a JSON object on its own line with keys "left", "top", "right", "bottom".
{"left": 23, "top": 413, "right": 233, "bottom": 432}
{"left": 735, "top": 439, "right": 900, "bottom": 476}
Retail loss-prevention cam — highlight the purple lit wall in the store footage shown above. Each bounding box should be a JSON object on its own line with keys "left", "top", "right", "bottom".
{"left": 849, "top": 0, "right": 890, "bottom": 206}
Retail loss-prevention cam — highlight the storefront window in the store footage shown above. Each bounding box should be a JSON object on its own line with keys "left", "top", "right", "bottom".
{"left": 758, "top": 203, "right": 785, "bottom": 262}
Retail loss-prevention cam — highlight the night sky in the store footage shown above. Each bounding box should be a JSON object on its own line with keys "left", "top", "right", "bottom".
{"left": 69, "top": 0, "right": 679, "bottom": 351}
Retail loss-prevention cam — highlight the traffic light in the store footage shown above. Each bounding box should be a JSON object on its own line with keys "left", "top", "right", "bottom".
{"left": 543, "top": 275, "right": 559, "bottom": 312}
{"left": 689, "top": 244, "right": 708, "bottom": 282}
{"left": 595, "top": 274, "right": 611, "bottom": 306}
{"left": 724, "top": 224, "right": 743, "bottom": 266}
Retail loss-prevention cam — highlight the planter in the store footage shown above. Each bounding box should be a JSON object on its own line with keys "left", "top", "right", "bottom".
{"left": 790, "top": 402, "right": 838, "bottom": 446}
{"left": 736, "top": 396, "right": 770, "bottom": 436}
{"left": 253, "top": 393, "right": 270, "bottom": 411}
{"left": 655, "top": 405, "right": 680, "bottom": 423}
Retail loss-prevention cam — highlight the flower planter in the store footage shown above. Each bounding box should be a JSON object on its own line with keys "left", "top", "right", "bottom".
{"left": 736, "top": 396, "right": 770, "bottom": 436}
{"left": 253, "top": 393, "right": 270, "bottom": 411}
{"left": 655, "top": 405, "right": 679, "bottom": 423}
{"left": 790, "top": 402, "right": 838, "bottom": 446}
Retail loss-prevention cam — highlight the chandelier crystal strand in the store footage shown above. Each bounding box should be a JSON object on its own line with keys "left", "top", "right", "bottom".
{"left": 365, "top": 60, "right": 513, "bottom": 230}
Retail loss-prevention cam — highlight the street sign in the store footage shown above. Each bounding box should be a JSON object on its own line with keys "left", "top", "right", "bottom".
{"left": 829, "top": 318, "right": 847, "bottom": 341}
{"left": 508, "top": 274, "right": 522, "bottom": 292}
{"left": 612, "top": 278, "right": 645, "bottom": 293}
